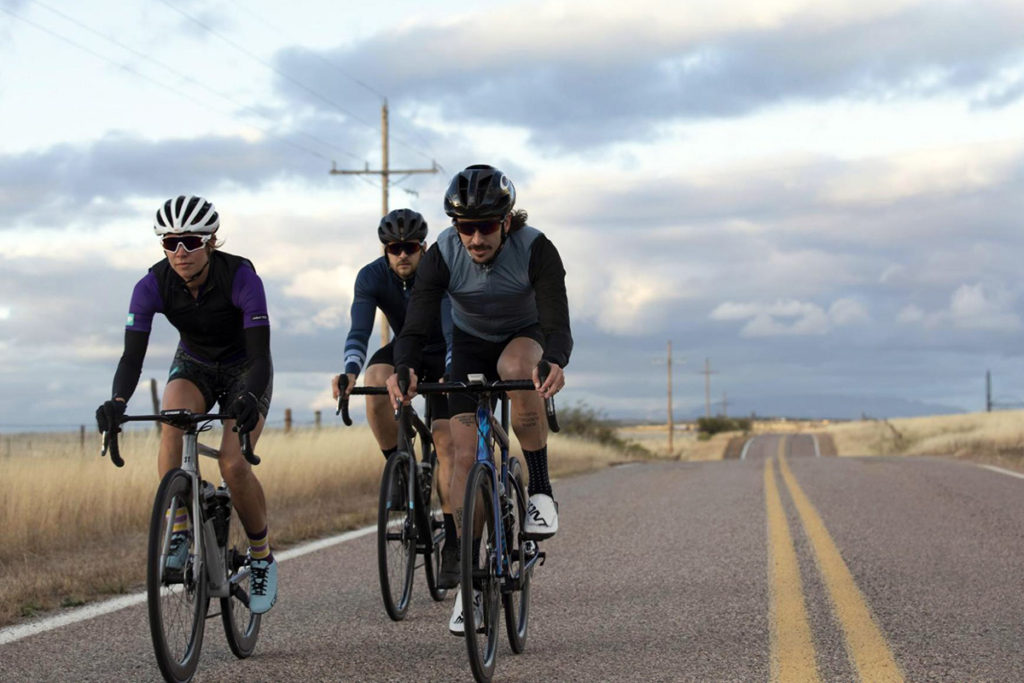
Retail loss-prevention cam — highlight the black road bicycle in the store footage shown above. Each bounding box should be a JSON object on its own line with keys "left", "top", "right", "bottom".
{"left": 398, "top": 362, "right": 559, "bottom": 683}
{"left": 338, "top": 376, "right": 448, "bottom": 621}
{"left": 101, "top": 410, "right": 261, "bottom": 683}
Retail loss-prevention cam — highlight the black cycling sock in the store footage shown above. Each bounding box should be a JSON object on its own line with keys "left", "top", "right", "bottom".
{"left": 522, "top": 447, "right": 552, "bottom": 497}
{"left": 382, "top": 446, "right": 397, "bottom": 461}
{"left": 443, "top": 514, "right": 457, "bottom": 546}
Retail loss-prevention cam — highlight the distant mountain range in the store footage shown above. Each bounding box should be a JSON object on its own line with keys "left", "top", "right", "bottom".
{"left": 621, "top": 394, "right": 968, "bottom": 423}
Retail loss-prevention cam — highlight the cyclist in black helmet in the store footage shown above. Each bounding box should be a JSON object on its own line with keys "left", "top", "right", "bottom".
{"left": 95, "top": 195, "right": 278, "bottom": 614}
{"left": 385, "top": 165, "right": 572, "bottom": 635}
{"left": 331, "top": 208, "right": 456, "bottom": 557}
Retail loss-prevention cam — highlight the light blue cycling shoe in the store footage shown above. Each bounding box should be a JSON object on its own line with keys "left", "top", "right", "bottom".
{"left": 249, "top": 557, "right": 278, "bottom": 614}
{"left": 164, "top": 532, "right": 191, "bottom": 572}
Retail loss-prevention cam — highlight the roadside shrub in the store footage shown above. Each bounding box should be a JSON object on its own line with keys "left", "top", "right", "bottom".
{"left": 696, "top": 416, "right": 752, "bottom": 437}
{"left": 558, "top": 402, "right": 647, "bottom": 456}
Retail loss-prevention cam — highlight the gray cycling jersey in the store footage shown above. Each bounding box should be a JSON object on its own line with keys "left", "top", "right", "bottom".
{"left": 436, "top": 225, "right": 541, "bottom": 342}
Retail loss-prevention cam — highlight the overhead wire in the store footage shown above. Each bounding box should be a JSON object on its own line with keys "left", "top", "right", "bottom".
{"left": 218, "top": 0, "right": 444, "bottom": 169}
{"left": 28, "top": 0, "right": 366, "bottom": 163}
{"left": 1, "top": 3, "right": 340, "bottom": 163}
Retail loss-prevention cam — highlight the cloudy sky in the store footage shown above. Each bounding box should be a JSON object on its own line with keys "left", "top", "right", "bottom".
{"left": 3, "top": 0, "right": 1024, "bottom": 430}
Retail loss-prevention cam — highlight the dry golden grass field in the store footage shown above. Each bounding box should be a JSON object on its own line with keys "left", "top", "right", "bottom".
{"left": 0, "top": 424, "right": 631, "bottom": 627}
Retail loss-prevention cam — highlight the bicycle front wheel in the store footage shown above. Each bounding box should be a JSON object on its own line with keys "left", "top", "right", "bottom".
{"left": 147, "top": 469, "right": 208, "bottom": 683}
{"left": 462, "top": 462, "right": 500, "bottom": 683}
{"left": 503, "top": 458, "right": 531, "bottom": 653}
{"left": 221, "top": 496, "right": 261, "bottom": 658}
{"left": 378, "top": 450, "right": 416, "bottom": 621}
{"left": 420, "top": 444, "right": 448, "bottom": 602}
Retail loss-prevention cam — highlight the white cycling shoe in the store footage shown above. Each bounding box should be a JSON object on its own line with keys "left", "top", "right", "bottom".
{"left": 524, "top": 493, "right": 559, "bottom": 539}
{"left": 449, "top": 589, "right": 484, "bottom": 636}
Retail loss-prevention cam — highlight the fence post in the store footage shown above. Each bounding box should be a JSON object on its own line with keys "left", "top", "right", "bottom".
{"left": 314, "top": 410, "right": 321, "bottom": 430}
{"left": 284, "top": 408, "right": 292, "bottom": 434}
{"left": 80, "top": 424, "right": 86, "bottom": 452}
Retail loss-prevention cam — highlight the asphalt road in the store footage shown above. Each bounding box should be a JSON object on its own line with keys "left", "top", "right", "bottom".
{"left": 3, "top": 434, "right": 1024, "bottom": 681}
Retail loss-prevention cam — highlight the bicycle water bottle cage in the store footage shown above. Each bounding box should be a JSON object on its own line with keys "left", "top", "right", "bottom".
{"left": 467, "top": 373, "right": 486, "bottom": 385}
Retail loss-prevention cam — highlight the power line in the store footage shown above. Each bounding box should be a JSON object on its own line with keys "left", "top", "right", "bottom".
{"left": 2, "top": 3, "right": 334, "bottom": 162}
{"left": 220, "top": 0, "right": 442, "bottom": 168}
{"left": 156, "top": 0, "right": 381, "bottom": 134}
{"left": 27, "top": 0, "right": 363, "bottom": 163}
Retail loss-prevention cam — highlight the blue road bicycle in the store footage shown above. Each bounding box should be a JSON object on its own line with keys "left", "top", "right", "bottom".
{"left": 398, "top": 362, "right": 559, "bottom": 682}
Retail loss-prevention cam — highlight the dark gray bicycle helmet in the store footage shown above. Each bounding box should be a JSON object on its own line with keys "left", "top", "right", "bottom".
{"left": 443, "top": 164, "right": 515, "bottom": 220}
{"left": 378, "top": 208, "right": 428, "bottom": 243}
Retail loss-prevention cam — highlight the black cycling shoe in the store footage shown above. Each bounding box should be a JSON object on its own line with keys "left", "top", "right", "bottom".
{"left": 437, "top": 539, "right": 460, "bottom": 589}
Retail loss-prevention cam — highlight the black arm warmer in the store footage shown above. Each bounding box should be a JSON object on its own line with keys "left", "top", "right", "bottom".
{"left": 111, "top": 330, "right": 150, "bottom": 400}
{"left": 242, "top": 325, "right": 272, "bottom": 398}
{"left": 529, "top": 236, "right": 573, "bottom": 368}
{"left": 394, "top": 244, "right": 449, "bottom": 372}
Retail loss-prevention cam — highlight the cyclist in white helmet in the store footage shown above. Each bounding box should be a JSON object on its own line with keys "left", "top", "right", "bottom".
{"left": 95, "top": 195, "right": 278, "bottom": 614}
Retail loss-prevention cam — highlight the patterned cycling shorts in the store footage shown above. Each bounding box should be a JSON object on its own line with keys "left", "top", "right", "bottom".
{"left": 167, "top": 347, "right": 273, "bottom": 416}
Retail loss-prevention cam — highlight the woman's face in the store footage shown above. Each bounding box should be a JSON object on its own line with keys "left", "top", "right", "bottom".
{"left": 161, "top": 233, "right": 212, "bottom": 282}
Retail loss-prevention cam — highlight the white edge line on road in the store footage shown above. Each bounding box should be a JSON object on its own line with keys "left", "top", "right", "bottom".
{"left": 979, "top": 464, "right": 1024, "bottom": 480}
{"left": 739, "top": 438, "right": 752, "bottom": 460}
{"left": 0, "top": 524, "right": 376, "bottom": 647}
{"left": 811, "top": 434, "right": 821, "bottom": 458}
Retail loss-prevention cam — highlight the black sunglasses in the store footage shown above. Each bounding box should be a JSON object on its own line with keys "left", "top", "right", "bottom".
{"left": 454, "top": 218, "right": 504, "bottom": 236}
{"left": 385, "top": 241, "right": 422, "bottom": 256}
{"left": 161, "top": 234, "right": 210, "bottom": 252}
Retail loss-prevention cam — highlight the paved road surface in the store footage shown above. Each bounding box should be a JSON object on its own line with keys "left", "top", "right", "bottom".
{"left": 3, "top": 434, "right": 1024, "bottom": 681}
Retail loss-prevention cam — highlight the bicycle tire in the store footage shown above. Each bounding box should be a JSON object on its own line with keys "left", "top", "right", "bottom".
{"left": 378, "top": 450, "right": 416, "bottom": 621}
{"left": 147, "top": 469, "right": 208, "bottom": 683}
{"left": 420, "top": 444, "right": 448, "bottom": 601}
{"left": 462, "top": 462, "right": 500, "bottom": 682}
{"left": 221, "top": 496, "right": 261, "bottom": 658}
{"left": 503, "top": 458, "right": 531, "bottom": 653}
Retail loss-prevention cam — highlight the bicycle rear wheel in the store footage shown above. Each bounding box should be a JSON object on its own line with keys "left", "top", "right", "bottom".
{"left": 147, "top": 469, "right": 207, "bottom": 683}
{"left": 503, "top": 458, "right": 531, "bottom": 653}
{"left": 221, "top": 494, "right": 261, "bottom": 658}
{"left": 462, "top": 462, "right": 500, "bottom": 683}
{"left": 419, "top": 444, "right": 448, "bottom": 602}
{"left": 378, "top": 450, "right": 416, "bottom": 621}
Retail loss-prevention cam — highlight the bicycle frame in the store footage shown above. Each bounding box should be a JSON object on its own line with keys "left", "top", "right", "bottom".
{"left": 103, "top": 410, "right": 258, "bottom": 599}
{"left": 468, "top": 380, "right": 542, "bottom": 588}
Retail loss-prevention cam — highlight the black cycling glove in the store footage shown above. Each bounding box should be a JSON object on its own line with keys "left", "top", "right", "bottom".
{"left": 229, "top": 392, "right": 261, "bottom": 433}
{"left": 96, "top": 399, "right": 126, "bottom": 433}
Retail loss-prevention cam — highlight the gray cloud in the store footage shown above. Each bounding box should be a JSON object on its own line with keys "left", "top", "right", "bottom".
{"left": 273, "top": 1, "right": 1024, "bottom": 150}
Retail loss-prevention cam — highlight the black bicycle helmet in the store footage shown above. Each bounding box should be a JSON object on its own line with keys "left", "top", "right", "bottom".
{"left": 443, "top": 164, "right": 515, "bottom": 220}
{"left": 153, "top": 195, "right": 219, "bottom": 235}
{"left": 378, "top": 208, "right": 428, "bottom": 243}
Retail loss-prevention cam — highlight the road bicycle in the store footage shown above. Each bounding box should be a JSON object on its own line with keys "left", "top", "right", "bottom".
{"left": 101, "top": 410, "right": 261, "bottom": 683}
{"left": 338, "top": 376, "right": 448, "bottom": 621}
{"left": 397, "top": 362, "right": 559, "bottom": 682}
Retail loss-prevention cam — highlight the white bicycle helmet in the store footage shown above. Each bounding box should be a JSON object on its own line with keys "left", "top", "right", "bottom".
{"left": 153, "top": 195, "right": 220, "bottom": 236}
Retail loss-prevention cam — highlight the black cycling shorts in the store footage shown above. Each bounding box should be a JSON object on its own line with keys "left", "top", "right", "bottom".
{"left": 368, "top": 342, "right": 450, "bottom": 421}
{"left": 447, "top": 323, "right": 544, "bottom": 417}
{"left": 167, "top": 347, "right": 272, "bottom": 417}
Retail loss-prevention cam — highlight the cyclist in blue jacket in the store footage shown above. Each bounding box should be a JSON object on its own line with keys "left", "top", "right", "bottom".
{"left": 95, "top": 195, "right": 278, "bottom": 614}
{"left": 331, "top": 209, "right": 456, "bottom": 563}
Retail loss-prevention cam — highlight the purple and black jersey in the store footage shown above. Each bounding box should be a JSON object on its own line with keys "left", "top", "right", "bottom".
{"left": 111, "top": 250, "right": 272, "bottom": 402}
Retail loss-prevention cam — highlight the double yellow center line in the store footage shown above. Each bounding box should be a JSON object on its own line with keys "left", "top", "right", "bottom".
{"left": 765, "top": 436, "right": 904, "bottom": 682}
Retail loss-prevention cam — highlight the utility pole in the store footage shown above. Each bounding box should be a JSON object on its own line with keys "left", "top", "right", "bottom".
{"left": 667, "top": 340, "right": 673, "bottom": 456}
{"left": 329, "top": 99, "right": 439, "bottom": 345}
{"left": 701, "top": 358, "right": 717, "bottom": 418}
{"left": 986, "top": 370, "right": 992, "bottom": 412}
